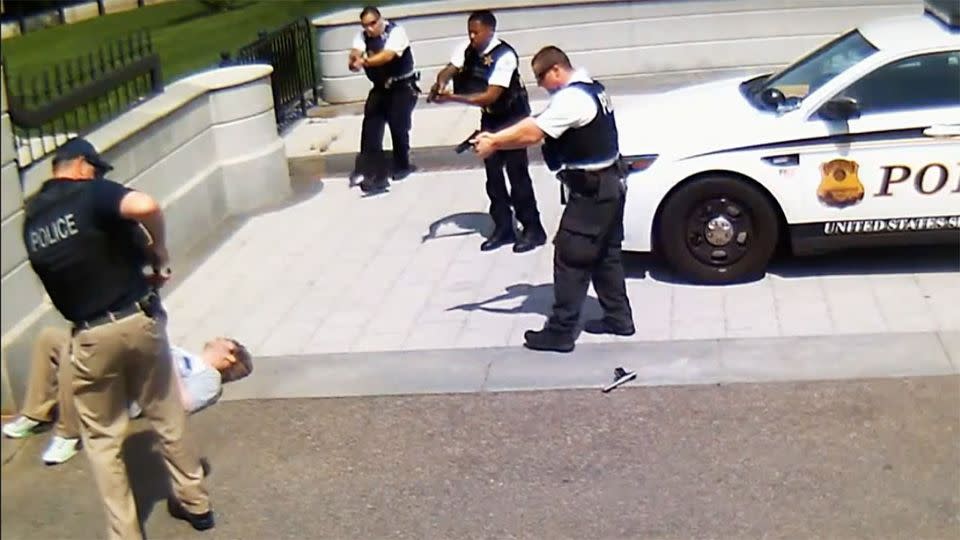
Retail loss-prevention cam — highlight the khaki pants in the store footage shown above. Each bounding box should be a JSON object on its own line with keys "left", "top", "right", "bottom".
{"left": 21, "top": 326, "right": 80, "bottom": 438}
{"left": 72, "top": 309, "right": 209, "bottom": 540}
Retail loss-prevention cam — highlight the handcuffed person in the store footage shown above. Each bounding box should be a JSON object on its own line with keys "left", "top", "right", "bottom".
{"left": 472, "top": 46, "right": 636, "bottom": 352}
{"left": 3, "top": 327, "right": 253, "bottom": 465}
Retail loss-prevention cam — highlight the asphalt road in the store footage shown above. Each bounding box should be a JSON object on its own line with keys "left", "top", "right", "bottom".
{"left": 2, "top": 374, "right": 958, "bottom": 539}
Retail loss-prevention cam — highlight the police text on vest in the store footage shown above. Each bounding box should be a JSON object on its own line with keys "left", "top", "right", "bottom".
{"left": 29, "top": 214, "right": 79, "bottom": 251}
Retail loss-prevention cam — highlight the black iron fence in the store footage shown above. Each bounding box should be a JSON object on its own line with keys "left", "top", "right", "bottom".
{"left": 221, "top": 17, "right": 319, "bottom": 131}
{"left": 3, "top": 29, "right": 163, "bottom": 167}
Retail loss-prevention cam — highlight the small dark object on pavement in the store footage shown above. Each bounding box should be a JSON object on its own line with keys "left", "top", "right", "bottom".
{"left": 602, "top": 366, "right": 637, "bottom": 393}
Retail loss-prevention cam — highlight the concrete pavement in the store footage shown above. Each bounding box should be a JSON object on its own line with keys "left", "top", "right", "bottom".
{"left": 3, "top": 74, "right": 960, "bottom": 540}
{"left": 2, "top": 375, "right": 957, "bottom": 539}
{"left": 146, "top": 76, "right": 960, "bottom": 403}
{"left": 158, "top": 162, "right": 960, "bottom": 404}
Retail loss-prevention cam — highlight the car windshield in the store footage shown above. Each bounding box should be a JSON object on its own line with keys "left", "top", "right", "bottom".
{"left": 746, "top": 30, "right": 879, "bottom": 109}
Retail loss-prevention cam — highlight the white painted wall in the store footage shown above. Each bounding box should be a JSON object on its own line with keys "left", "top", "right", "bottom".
{"left": 0, "top": 64, "right": 292, "bottom": 414}
{"left": 313, "top": 0, "right": 921, "bottom": 104}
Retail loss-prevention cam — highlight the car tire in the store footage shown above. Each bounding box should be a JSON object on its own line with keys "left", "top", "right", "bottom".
{"left": 657, "top": 175, "right": 779, "bottom": 284}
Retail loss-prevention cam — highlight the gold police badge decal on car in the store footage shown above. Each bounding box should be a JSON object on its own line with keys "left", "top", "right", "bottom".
{"left": 818, "top": 158, "right": 865, "bottom": 208}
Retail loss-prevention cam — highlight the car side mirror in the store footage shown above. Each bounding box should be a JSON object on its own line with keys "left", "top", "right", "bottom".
{"left": 819, "top": 96, "right": 861, "bottom": 120}
{"left": 760, "top": 88, "right": 785, "bottom": 108}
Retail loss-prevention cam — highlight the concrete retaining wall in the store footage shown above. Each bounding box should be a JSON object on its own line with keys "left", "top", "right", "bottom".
{"left": 0, "top": 64, "right": 292, "bottom": 414}
{"left": 63, "top": 2, "right": 103, "bottom": 24}
{"left": 313, "top": 0, "right": 921, "bottom": 104}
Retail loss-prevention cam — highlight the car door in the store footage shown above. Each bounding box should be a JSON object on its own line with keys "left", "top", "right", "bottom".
{"left": 793, "top": 50, "right": 960, "bottom": 234}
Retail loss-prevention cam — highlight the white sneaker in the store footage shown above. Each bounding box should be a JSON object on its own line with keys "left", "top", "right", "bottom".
{"left": 128, "top": 401, "right": 143, "bottom": 419}
{"left": 41, "top": 435, "right": 80, "bottom": 465}
{"left": 2, "top": 416, "right": 42, "bottom": 439}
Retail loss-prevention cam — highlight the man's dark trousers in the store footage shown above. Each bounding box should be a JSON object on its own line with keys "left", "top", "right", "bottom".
{"left": 483, "top": 147, "right": 540, "bottom": 233}
{"left": 546, "top": 169, "right": 633, "bottom": 333}
{"left": 357, "top": 82, "right": 417, "bottom": 179}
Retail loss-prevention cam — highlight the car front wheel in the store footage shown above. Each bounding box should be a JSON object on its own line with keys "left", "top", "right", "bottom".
{"left": 656, "top": 175, "right": 780, "bottom": 284}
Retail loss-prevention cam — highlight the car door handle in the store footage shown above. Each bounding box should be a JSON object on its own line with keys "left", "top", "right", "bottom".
{"left": 762, "top": 154, "right": 799, "bottom": 166}
{"left": 923, "top": 124, "right": 960, "bottom": 138}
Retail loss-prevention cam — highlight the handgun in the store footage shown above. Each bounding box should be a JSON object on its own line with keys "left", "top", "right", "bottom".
{"left": 455, "top": 130, "right": 481, "bottom": 154}
{"left": 601, "top": 367, "right": 637, "bottom": 393}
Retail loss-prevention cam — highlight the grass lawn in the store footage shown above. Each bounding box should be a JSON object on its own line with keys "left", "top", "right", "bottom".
{"left": 2, "top": 0, "right": 414, "bottom": 85}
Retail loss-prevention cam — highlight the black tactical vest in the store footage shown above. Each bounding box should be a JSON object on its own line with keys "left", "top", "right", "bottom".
{"left": 23, "top": 179, "right": 149, "bottom": 323}
{"left": 454, "top": 40, "right": 530, "bottom": 128}
{"left": 542, "top": 80, "right": 620, "bottom": 171}
{"left": 363, "top": 22, "right": 415, "bottom": 88}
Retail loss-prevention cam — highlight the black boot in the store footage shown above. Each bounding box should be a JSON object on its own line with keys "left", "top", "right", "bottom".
{"left": 168, "top": 498, "right": 215, "bottom": 531}
{"left": 349, "top": 171, "right": 363, "bottom": 187}
{"left": 523, "top": 328, "right": 576, "bottom": 353}
{"left": 513, "top": 224, "right": 547, "bottom": 253}
{"left": 392, "top": 164, "right": 418, "bottom": 181}
{"left": 481, "top": 227, "right": 516, "bottom": 251}
{"left": 583, "top": 318, "right": 636, "bottom": 336}
{"left": 359, "top": 175, "right": 389, "bottom": 194}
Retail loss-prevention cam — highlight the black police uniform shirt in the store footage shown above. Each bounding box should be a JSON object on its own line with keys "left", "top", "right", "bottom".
{"left": 23, "top": 178, "right": 150, "bottom": 324}
{"left": 535, "top": 69, "right": 621, "bottom": 172}
{"left": 352, "top": 20, "right": 414, "bottom": 88}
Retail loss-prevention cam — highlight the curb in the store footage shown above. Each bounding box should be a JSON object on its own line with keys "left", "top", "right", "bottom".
{"left": 288, "top": 145, "right": 548, "bottom": 180}
{"left": 222, "top": 331, "right": 960, "bottom": 402}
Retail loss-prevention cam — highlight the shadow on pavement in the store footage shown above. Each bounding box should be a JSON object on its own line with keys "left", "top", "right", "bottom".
{"left": 422, "top": 212, "right": 493, "bottom": 243}
{"left": 446, "top": 282, "right": 603, "bottom": 321}
{"left": 122, "top": 430, "right": 211, "bottom": 526}
{"left": 161, "top": 173, "right": 324, "bottom": 297}
{"left": 123, "top": 431, "right": 169, "bottom": 525}
{"left": 237, "top": 173, "right": 325, "bottom": 219}
{"left": 621, "top": 245, "right": 960, "bottom": 286}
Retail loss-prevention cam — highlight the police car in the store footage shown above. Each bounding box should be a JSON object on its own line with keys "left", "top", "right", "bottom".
{"left": 617, "top": 0, "right": 960, "bottom": 284}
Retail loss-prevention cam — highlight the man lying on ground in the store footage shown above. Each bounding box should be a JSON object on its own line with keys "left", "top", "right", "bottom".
{"left": 2, "top": 326, "right": 253, "bottom": 465}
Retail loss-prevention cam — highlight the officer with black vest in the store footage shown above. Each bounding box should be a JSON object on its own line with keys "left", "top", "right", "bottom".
{"left": 430, "top": 10, "right": 547, "bottom": 253}
{"left": 349, "top": 6, "right": 419, "bottom": 194}
{"left": 22, "top": 138, "right": 214, "bottom": 538}
{"left": 473, "top": 46, "right": 635, "bottom": 353}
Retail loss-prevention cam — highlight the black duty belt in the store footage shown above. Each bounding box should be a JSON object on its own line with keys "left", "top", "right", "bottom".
{"left": 74, "top": 292, "right": 161, "bottom": 331}
{"left": 380, "top": 71, "right": 420, "bottom": 90}
{"left": 558, "top": 163, "right": 626, "bottom": 204}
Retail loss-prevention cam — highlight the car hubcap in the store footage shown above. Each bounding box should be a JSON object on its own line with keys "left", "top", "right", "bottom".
{"left": 704, "top": 216, "right": 734, "bottom": 246}
{"left": 685, "top": 197, "right": 753, "bottom": 268}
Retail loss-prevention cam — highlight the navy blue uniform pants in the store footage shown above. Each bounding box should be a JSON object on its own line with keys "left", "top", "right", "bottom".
{"left": 546, "top": 170, "right": 633, "bottom": 333}
{"left": 355, "top": 82, "right": 418, "bottom": 180}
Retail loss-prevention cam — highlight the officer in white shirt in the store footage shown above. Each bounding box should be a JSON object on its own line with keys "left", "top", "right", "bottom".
{"left": 472, "top": 46, "right": 635, "bottom": 353}
{"left": 430, "top": 10, "right": 546, "bottom": 253}
{"left": 3, "top": 328, "right": 253, "bottom": 465}
{"left": 349, "top": 6, "right": 419, "bottom": 194}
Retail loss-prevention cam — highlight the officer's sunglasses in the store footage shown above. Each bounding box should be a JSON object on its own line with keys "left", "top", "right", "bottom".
{"left": 361, "top": 16, "right": 380, "bottom": 30}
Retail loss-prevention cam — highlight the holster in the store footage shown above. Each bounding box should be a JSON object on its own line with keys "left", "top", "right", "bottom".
{"left": 557, "top": 169, "right": 601, "bottom": 197}
{"left": 554, "top": 169, "right": 627, "bottom": 268}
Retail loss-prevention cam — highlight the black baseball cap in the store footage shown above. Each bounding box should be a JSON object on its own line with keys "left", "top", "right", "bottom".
{"left": 53, "top": 137, "right": 114, "bottom": 173}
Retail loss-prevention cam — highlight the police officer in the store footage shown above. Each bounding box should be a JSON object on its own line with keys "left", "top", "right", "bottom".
{"left": 430, "top": 10, "right": 547, "bottom": 253}
{"left": 349, "top": 6, "right": 419, "bottom": 194}
{"left": 21, "top": 138, "right": 213, "bottom": 539}
{"left": 473, "top": 46, "right": 635, "bottom": 352}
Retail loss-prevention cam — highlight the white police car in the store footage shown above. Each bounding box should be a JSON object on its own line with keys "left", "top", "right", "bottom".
{"left": 618, "top": 0, "right": 960, "bottom": 284}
